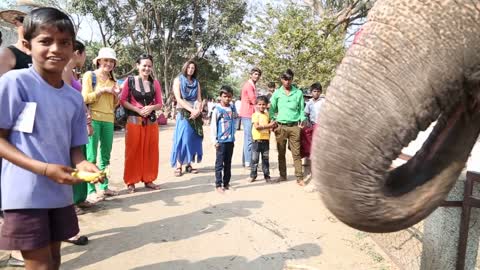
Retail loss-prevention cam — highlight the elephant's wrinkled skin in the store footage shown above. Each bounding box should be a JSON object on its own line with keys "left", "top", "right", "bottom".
{"left": 312, "top": 0, "right": 480, "bottom": 233}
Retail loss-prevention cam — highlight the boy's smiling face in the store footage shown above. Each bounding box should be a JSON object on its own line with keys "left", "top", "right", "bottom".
{"left": 256, "top": 100, "right": 267, "bottom": 113}
{"left": 27, "top": 25, "right": 73, "bottom": 75}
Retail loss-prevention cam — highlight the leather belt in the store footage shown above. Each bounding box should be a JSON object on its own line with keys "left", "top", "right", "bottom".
{"left": 278, "top": 122, "right": 297, "bottom": 127}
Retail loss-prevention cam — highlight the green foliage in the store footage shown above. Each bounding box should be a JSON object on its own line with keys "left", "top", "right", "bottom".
{"left": 233, "top": 3, "right": 346, "bottom": 90}
{"left": 70, "top": 0, "right": 247, "bottom": 101}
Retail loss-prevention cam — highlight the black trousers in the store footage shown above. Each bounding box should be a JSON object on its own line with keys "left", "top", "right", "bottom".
{"left": 215, "top": 142, "right": 234, "bottom": 187}
{"left": 250, "top": 140, "right": 270, "bottom": 179}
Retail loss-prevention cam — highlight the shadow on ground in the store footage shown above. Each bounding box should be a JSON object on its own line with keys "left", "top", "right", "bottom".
{"left": 62, "top": 201, "right": 263, "bottom": 269}
{"left": 130, "top": 243, "right": 321, "bottom": 270}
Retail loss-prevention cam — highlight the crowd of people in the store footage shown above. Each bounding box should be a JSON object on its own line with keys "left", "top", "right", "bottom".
{"left": 0, "top": 3, "right": 326, "bottom": 270}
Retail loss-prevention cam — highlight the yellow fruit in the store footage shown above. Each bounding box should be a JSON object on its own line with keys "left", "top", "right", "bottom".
{"left": 71, "top": 170, "right": 106, "bottom": 182}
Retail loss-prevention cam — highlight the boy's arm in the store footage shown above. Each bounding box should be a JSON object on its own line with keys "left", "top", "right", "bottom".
{"left": 210, "top": 108, "right": 218, "bottom": 145}
{"left": 0, "top": 129, "right": 83, "bottom": 185}
{"left": 246, "top": 84, "right": 256, "bottom": 106}
{"left": 252, "top": 113, "right": 262, "bottom": 130}
{"left": 299, "top": 92, "right": 306, "bottom": 122}
{"left": 269, "top": 92, "right": 278, "bottom": 120}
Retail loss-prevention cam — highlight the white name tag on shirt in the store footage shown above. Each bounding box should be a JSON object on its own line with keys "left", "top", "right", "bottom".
{"left": 13, "top": 102, "right": 37, "bottom": 133}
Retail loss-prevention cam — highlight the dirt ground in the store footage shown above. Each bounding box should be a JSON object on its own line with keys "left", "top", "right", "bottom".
{"left": 0, "top": 122, "right": 397, "bottom": 270}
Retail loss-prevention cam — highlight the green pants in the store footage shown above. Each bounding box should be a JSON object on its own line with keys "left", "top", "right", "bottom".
{"left": 274, "top": 125, "right": 303, "bottom": 179}
{"left": 86, "top": 120, "right": 114, "bottom": 194}
{"left": 73, "top": 145, "right": 88, "bottom": 204}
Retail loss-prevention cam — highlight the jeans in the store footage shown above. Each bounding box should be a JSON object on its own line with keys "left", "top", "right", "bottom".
{"left": 241, "top": 117, "right": 252, "bottom": 166}
{"left": 236, "top": 117, "right": 241, "bottom": 130}
{"left": 215, "top": 142, "right": 234, "bottom": 188}
{"left": 250, "top": 140, "right": 270, "bottom": 179}
{"left": 275, "top": 125, "right": 303, "bottom": 179}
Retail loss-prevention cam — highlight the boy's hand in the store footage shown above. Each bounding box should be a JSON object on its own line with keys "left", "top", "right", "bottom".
{"left": 45, "top": 164, "right": 84, "bottom": 185}
{"left": 75, "top": 160, "right": 105, "bottom": 184}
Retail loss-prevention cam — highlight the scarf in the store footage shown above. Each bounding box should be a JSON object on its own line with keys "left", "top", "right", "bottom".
{"left": 179, "top": 74, "right": 198, "bottom": 102}
{"left": 179, "top": 74, "right": 203, "bottom": 137}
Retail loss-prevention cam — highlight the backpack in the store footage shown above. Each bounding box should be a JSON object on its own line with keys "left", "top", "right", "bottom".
{"left": 91, "top": 71, "right": 97, "bottom": 89}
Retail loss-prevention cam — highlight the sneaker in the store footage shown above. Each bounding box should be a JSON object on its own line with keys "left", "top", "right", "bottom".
{"left": 244, "top": 162, "right": 250, "bottom": 167}
{"left": 276, "top": 176, "right": 287, "bottom": 182}
{"left": 216, "top": 186, "right": 225, "bottom": 194}
{"left": 248, "top": 177, "right": 256, "bottom": 183}
{"left": 223, "top": 185, "right": 230, "bottom": 190}
{"left": 7, "top": 255, "right": 25, "bottom": 267}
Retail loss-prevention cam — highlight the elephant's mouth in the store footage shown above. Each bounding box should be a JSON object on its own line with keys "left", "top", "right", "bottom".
{"left": 384, "top": 102, "right": 468, "bottom": 197}
{"left": 336, "top": 96, "right": 480, "bottom": 233}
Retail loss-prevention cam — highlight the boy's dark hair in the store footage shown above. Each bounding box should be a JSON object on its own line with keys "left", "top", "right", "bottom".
{"left": 256, "top": 95, "right": 269, "bottom": 104}
{"left": 219, "top": 85, "right": 233, "bottom": 96}
{"left": 250, "top": 67, "right": 262, "bottom": 76}
{"left": 267, "top": 82, "right": 276, "bottom": 89}
{"left": 74, "top": 40, "right": 85, "bottom": 54}
{"left": 310, "top": 82, "right": 322, "bottom": 92}
{"left": 280, "top": 68, "right": 294, "bottom": 80}
{"left": 23, "top": 7, "right": 75, "bottom": 43}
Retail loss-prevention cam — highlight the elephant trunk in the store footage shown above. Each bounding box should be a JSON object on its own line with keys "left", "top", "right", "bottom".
{"left": 312, "top": 0, "right": 480, "bottom": 233}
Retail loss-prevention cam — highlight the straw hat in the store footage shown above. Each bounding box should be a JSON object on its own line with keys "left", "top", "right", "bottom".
{"left": 92, "top": 47, "right": 117, "bottom": 66}
{"left": 0, "top": 0, "right": 43, "bottom": 25}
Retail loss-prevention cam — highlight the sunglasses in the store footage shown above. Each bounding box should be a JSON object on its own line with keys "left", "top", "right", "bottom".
{"left": 139, "top": 53, "right": 153, "bottom": 61}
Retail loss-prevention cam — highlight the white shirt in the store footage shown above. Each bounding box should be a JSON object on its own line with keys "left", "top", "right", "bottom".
{"left": 304, "top": 95, "right": 325, "bottom": 124}
{"left": 235, "top": 100, "right": 241, "bottom": 113}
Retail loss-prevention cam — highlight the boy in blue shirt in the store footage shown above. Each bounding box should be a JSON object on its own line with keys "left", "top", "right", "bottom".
{"left": 0, "top": 8, "right": 103, "bottom": 269}
{"left": 210, "top": 86, "right": 237, "bottom": 193}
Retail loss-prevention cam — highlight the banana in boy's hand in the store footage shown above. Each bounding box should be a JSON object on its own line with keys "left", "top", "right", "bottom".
{"left": 71, "top": 170, "right": 106, "bottom": 182}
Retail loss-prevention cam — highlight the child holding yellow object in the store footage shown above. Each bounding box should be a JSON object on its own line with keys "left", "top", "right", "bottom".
{"left": 248, "top": 96, "right": 277, "bottom": 183}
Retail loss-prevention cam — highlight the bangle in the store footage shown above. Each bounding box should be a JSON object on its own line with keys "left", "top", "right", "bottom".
{"left": 42, "top": 163, "right": 49, "bottom": 176}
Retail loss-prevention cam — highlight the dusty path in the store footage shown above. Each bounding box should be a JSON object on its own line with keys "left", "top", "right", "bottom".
{"left": 1, "top": 122, "right": 396, "bottom": 270}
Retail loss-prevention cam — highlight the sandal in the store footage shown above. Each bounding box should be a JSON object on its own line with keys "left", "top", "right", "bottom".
{"left": 102, "top": 189, "right": 119, "bottom": 197}
{"left": 75, "top": 206, "right": 86, "bottom": 216}
{"left": 86, "top": 193, "right": 103, "bottom": 204}
{"left": 65, "top": 235, "right": 89, "bottom": 246}
{"left": 174, "top": 167, "right": 183, "bottom": 177}
{"left": 145, "top": 182, "right": 161, "bottom": 190}
{"left": 127, "top": 185, "right": 136, "bottom": 194}
{"left": 185, "top": 165, "right": 199, "bottom": 174}
{"left": 77, "top": 201, "right": 95, "bottom": 208}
